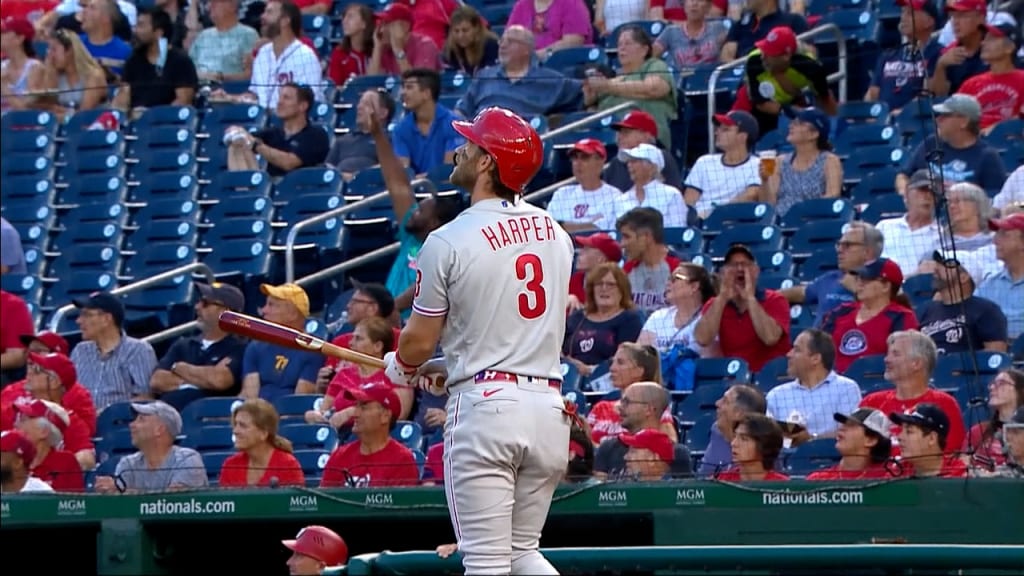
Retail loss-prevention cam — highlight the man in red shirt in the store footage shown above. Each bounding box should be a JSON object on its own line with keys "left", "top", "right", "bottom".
{"left": 368, "top": 3, "right": 441, "bottom": 76}
{"left": 807, "top": 408, "right": 895, "bottom": 480}
{"left": 695, "top": 244, "right": 791, "bottom": 371}
{"left": 859, "top": 330, "right": 966, "bottom": 455}
{"left": 568, "top": 233, "right": 622, "bottom": 309}
{"left": 891, "top": 403, "right": 968, "bottom": 478}
{"left": 319, "top": 382, "right": 419, "bottom": 488}
{"left": 19, "top": 353, "right": 96, "bottom": 470}
{"left": 13, "top": 399, "right": 85, "bottom": 492}
{"left": 0, "top": 289, "right": 34, "bottom": 383}
{"left": 957, "top": 23, "right": 1024, "bottom": 132}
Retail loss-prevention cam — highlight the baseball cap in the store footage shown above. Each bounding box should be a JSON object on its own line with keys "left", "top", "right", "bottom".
{"left": 852, "top": 257, "right": 904, "bottom": 288}
{"left": 27, "top": 352, "right": 77, "bottom": 389}
{"left": 575, "top": 233, "right": 622, "bottom": 262}
{"left": 982, "top": 22, "right": 1022, "bottom": 49}
{"left": 756, "top": 26, "right": 798, "bottom": 57}
{"left": 988, "top": 213, "right": 1024, "bottom": 232}
{"left": 612, "top": 110, "right": 659, "bottom": 139}
{"left": 932, "top": 249, "right": 963, "bottom": 269}
{"left": 73, "top": 291, "right": 125, "bottom": 326}
{"left": 890, "top": 403, "right": 950, "bottom": 439}
{"left": 19, "top": 332, "right": 70, "bottom": 355}
{"left": 344, "top": 382, "right": 402, "bottom": 423}
{"left": 0, "top": 430, "right": 36, "bottom": 469}
{"left": 907, "top": 169, "right": 936, "bottom": 191}
{"left": 618, "top": 143, "right": 664, "bottom": 171}
{"left": 1, "top": 16, "right": 34, "bottom": 40}
{"left": 713, "top": 110, "right": 760, "bottom": 143}
{"left": 834, "top": 408, "right": 892, "bottom": 438}
{"left": 947, "top": 0, "right": 985, "bottom": 11}
{"left": 376, "top": 3, "right": 412, "bottom": 24}
{"left": 14, "top": 399, "right": 70, "bottom": 435}
{"left": 787, "top": 107, "right": 831, "bottom": 136}
{"left": 196, "top": 281, "right": 245, "bottom": 312}
{"left": 933, "top": 94, "right": 982, "bottom": 122}
{"left": 131, "top": 401, "right": 183, "bottom": 437}
{"left": 895, "top": 0, "right": 940, "bottom": 21}
{"left": 260, "top": 283, "right": 310, "bottom": 318}
{"left": 570, "top": 138, "right": 607, "bottom": 159}
{"left": 351, "top": 280, "right": 396, "bottom": 318}
{"left": 724, "top": 243, "right": 756, "bottom": 264}
{"left": 619, "top": 429, "right": 675, "bottom": 464}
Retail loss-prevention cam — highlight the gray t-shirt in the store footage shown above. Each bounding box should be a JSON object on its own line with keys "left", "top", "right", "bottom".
{"left": 1, "top": 217, "right": 27, "bottom": 274}
{"left": 115, "top": 446, "right": 209, "bottom": 492}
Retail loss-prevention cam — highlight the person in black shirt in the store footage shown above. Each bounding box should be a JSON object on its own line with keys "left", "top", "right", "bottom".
{"left": 720, "top": 0, "right": 808, "bottom": 61}
{"left": 928, "top": 0, "right": 989, "bottom": 97}
{"left": 918, "top": 251, "right": 1008, "bottom": 355}
{"left": 227, "top": 82, "right": 330, "bottom": 178}
{"left": 113, "top": 7, "right": 197, "bottom": 114}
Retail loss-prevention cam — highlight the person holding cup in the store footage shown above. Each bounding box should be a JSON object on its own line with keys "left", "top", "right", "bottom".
{"left": 758, "top": 107, "right": 842, "bottom": 218}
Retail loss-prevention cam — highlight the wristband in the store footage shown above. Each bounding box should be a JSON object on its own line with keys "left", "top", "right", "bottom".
{"left": 395, "top": 350, "right": 422, "bottom": 372}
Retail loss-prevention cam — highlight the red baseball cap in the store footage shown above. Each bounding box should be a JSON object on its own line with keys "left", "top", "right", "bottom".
{"left": 376, "top": 3, "right": 412, "bottom": 24}
{"left": 1, "top": 430, "right": 37, "bottom": 468}
{"left": 14, "top": 399, "right": 70, "bottom": 434}
{"left": 344, "top": 382, "right": 402, "bottom": 422}
{"left": 19, "top": 332, "right": 70, "bottom": 355}
{"left": 0, "top": 16, "right": 34, "bottom": 41}
{"left": 27, "top": 352, "right": 77, "bottom": 389}
{"left": 282, "top": 525, "right": 348, "bottom": 566}
{"left": 619, "top": 429, "right": 675, "bottom": 464}
{"left": 575, "top": 233, "right": 623, "bottom": 262}
{"left": 947, "top": 0, "right": 985, "bottom": 11}
{"left": 989, "top": 213, "right": 1024, "bottom": 232}
{"left": 853, "top": 257, "right": 904, "bottom": 288}
{"left": 612, "top": 110, "right": 658, "bottom": 139}
{"left": 756, "top": 26, "right": 798, "bottom": 57}
{"left": 570, "top": 138, "right": 607, "bottom": 159}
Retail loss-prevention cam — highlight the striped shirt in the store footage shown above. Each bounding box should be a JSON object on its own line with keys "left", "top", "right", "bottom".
{"left": 71, "top": 335, "right": 158, "bottom": 411}
{"left": 766, "top": 371, "right": 862, "bottom": 436}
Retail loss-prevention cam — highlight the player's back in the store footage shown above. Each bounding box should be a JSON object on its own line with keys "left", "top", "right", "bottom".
{"left": 418, "top": 198, "right": 573, "bottom": 386}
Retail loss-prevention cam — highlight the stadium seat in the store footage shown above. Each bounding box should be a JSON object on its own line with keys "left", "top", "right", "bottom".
{"left": 128, "top": 150, "right": 197, "bottom": 183}
{"left": 674, "top": 382, "right": 729, "bottom": 424}
{"left": 0, "top": 127, "right": 56, "bottom": 157}
{"left": 293, "top": 449, "right": 331, "bottom": 485}
{"left": 663, "top": 227, "right": 704, "bottom": 256}
{"left": 788, "top": 220, "right": 845, "bottom": 257}
{"left": 132, "top": 105, "right": 199, "bottom": 131}
{"left": 1, "top": 153, "right": 54, "bottom": 182}
{"left": 54, "top": 174, "right": 126, "bottom": 208}
{"left": 859, "top": 193, "right": 907, "bottom": 225}
{"left": 561, "top": 362, "right": 581, "bottom": 393}
{"left": 392, "top": 420, "right": 424, "bottom": 451}
{"left": 843, "top": 146, "right": 905, "bottom": 182}
{"left": 201, "top": 451, "right": 234, "bottom": 483}
{"left": 183, "top": 424, "right": 236, "bottom": 451}
{"left": 755, "top": 356, "right": 790, "bottom": 394}
{"left": 42, "top": 270, "right": 118, "bottom": 312}
{"left": 544, "top": 45, "right": 607, "bottom": 76}
{"left": 62, "top": 109, "right": 126, "bottom": 136}
{"left": 273, "top": 395, "right": 323, "bottom": 422}
{"left": 58, "top": 128, "right": 125, "bottom": 163}
{"left": 778, "top": 198, "right": 854, "bottom": 231}
{"left": 272, "top": 193, "right": 345, "bottom": 248}
{"left": 707, "top": 224, "right": 783, "bottom": 257}
{"left": 440, "top": 69, "right": 472, "bottom": 96}
{"left": 304, "top": 318, "right": 329, "bottom": 339}
{"left": 199, "top": 217, "right": 273, "bottom": 250}
{"left": 798, "top": 250, "right": 838, "bottom": 280}
{"left": 933, "top": 352, "right": 1011, "bottom": 393}
{"left": 336, "top": 74, "right": 397, "bottom": 104}
{"left": 280, "top": 423, "right": 339, "bottom": 451}
{"left": 682, "top": 412, "right": 716, "bottom": 455}
{"left": 123, "top": 219, "right": 199, "bottom": 252}
{"left": 200, "top": 103, "right": 268, "bottom": 137}
{"left": 411, "top": 449, "right": 426, "bottom": 480}
{"left": 1012, "top": 333, "right": 1024, "bottom": 364}
{"left": 836, "top": 100, "right": 890, "bottom": 128}
{"left": 121, "top": 279, "right": 197, "bottom": 329}
{"left": 785, "top": 438, "right": 840, "bottom": 475}
{"left": 51, "top": 219, "right": 123, "bottom": 253}
{"left": 1, "top": 175, "right": 57, "bottom": 213}
{"left": 201, "top": 196, "right": 273, "bottom": 228}
{"left": 48, "top": 243, "right": 120, "bottom": 278}
{"left": 901, "top": 273, "right": 935, "bottom": 309}
{"left": 345, "top": 166, "right": 387, "bottom": 198}
{"left": 789, "top": 303, "right": 814, "bottom": 334}
{"left": 983, "top": 118, "right": 1024, "bottom": 150}
{"left": 752, "top": 249, "right": 794, "bottom": 275}
{"left": 181, "top": 397, "right": 245, "bottom": 432}
{"left": 273, "top": 167, "right": 344, "bottom": 204}
{"left": 1, "top": 275, "right": 44, "bottom": 314}
{"left": 757, "top": 273, "right": 798, "bottom": 291}
{"left": 130, "top": 198, "right": 201, "bottom": 227}
{"left": 95, "top": 401, "right": 136, "bottom": 438}
{"left": 200, "top": 170, "right": 272, "bottom": 201}
{"left": 701, "top": 203, "right": 775, "bottom": 236}
{"left": 1, "top": 109, "right": 59, "bottom": 132}
{"left": 843, "top": 355, "right": 888, "bottom": 394}
{"left": 121, "top": 242, "right": 197, "bottom": 280}
{"left": 96, "top": 428, "right": 137, "bottom": 462}
{"left": 127, "top": 126, "right": 198, "bottom": 158}
{"left": 694, "top": 358, "right": 750, "bottom": 391}
{"left": 894, "top": 97, "right": 940, "bottom": 142}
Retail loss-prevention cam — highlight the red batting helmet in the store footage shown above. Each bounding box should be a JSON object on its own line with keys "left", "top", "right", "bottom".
{"left": 451, "top": 107, "right": 543, "bottom": 192}
{"left": 282, "top": 525, "right": 348, "bottom": 566}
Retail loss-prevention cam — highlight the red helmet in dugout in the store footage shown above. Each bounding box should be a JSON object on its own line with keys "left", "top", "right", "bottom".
{"left": 282, "top": 525, "right": 348, "bottom": 566}
{"left": 451, "top": 107, "right": 544, "bottom": 192}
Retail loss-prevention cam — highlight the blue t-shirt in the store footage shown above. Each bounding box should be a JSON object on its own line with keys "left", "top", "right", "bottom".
{"left": 902, "top": 135, "right": 1007, "bottom": 195}
{"left": 804, "top": 270, "right": 856, "bottom": 328}
{"left": 242, "top": 341, "right": 322, "bottom": 402}
{"left": 385, "top": 210, "right": 423, "bottom": 320}
{"left": 927, "top": 40, "right": 988, "bottom": 95}
{"left": 872, "top": 40, "right": 942, "bottom": 110}
{"left": 391, "top": 104, "right": 464, "bottom": 175}
{"left": 80, "top": 34, "right": 132, "bottom": 77}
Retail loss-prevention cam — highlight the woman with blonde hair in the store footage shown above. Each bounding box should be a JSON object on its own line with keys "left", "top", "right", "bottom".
{"left": 562, "top": 263, "right": 644, "bottom": 380}
{"left": 219, "top": 399, "right": 305, "bottom": 488}
{"left": 586, "top": 342, "right": 678, "bottom": 444}
{"left": 38, "top": 28, "right": 107, "bottom": 118}
{"left": 638, "top": 262, "right": 719, "bottom": 356}
{"left": 442, "top": 5, "right": 498, "bottom": 76}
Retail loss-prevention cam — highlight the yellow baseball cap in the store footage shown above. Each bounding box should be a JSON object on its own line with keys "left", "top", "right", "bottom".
{"left": 260, "top": 283, "right": 310, "bottom": 317}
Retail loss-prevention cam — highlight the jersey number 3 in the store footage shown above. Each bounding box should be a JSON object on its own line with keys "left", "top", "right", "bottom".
{"left": 515, "top": 254, "right": 547, "bottom": 320}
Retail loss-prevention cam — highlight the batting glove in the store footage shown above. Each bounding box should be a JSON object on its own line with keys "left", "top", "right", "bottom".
{"left": 384, "top": 351, "right": 419, "bottom": 388}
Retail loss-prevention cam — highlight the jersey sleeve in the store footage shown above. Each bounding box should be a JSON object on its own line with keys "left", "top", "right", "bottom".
{"left": 411, "top": 234, "right": 455, "bottom": 317}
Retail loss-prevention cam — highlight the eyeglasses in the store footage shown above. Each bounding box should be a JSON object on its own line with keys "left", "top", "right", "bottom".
{"left": 593, "top": 281, "right": 619, "bottom": 289}
{"left": 835, "top": 241, "right": 864, "bottom": 250}
{"left": 618, "top": 397, "right": 649, "bottom": 407}
{"left": 990, "top": 378, "right": 1014, "bottom": 388}
{"left": 673, "top": 274, "right": 692, "bottom": 282}
{"left": 349, "top": 297, "right": 377, "bottom": 306}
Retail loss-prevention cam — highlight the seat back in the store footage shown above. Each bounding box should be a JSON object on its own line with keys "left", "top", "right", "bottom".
{"left": 280, "top": 423, "right": 339, "bottom": 451}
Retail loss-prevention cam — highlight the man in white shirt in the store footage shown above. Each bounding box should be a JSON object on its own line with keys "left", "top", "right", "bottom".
{"left": 876, "top": 169, "right": 941, "bottom": 276}
{"left": 993, "top": 165, "right": 1023, "bottom": 215}
{"left": 0, "top": 430, "right": 55, "bottom": 493}
{"left": 546, "top": 138, "right": 622, "bottom": 232}
{"left": 683, "top": 110, "right": 762, "bottom": 219}
{"left": 607, "top": 143, "right": 688, "bottom": 229}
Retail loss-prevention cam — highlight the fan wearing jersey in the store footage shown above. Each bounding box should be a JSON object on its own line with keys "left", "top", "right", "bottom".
{"left": 383, "top": 107, "right": 575, "bottom": 575}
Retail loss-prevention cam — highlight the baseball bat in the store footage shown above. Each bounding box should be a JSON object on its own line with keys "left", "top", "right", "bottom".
{"left": 218, "top": 311, "right": 385, "bottom": 370}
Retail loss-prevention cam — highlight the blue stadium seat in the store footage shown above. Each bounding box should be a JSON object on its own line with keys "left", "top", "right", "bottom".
{"left": 59, "top": 128, "right": 125, "bottom": 162}
{"left": 1012, "top": 333, "right": 1024, "bottom": 364}
{"left": 785, "top": 438, "right": 840, "bottom": 476}
{"left": 273, "top": 395, "right": 323, "bottom": 421}
{"left": 272, "top": 167, "right": 344, "bottom": 204}
{"left": 63, "top": 109, "right": 126, "bottom": 136}
{"left": 1, "top": 175, "right": 56, "bottom": 211}
{"left": 544, "top": 45, "right": 607, "bottom": 75}
{"left": 755, "top": 356, "right": 790, "bottom": 394}
{"left": 1, "top": 109, "right": 59, "bottom": 132}
{"left": 49, "top": 244, "right": 120, "bottom": 279}
{"left": 200, "top": 103, "right": 268, "bottom": 137}
{"left": 1, "top": 275, "right": 44, "bottom": 313}
{"left": 797, "top": 250, "right": 838, "bottom": 281}
{"left": 683, "top": 412, "right": 715, "bottom": 455}
{"left": 121, "top": 242, "right": 197, "bottom": 279}
{"left": 674, "top": 382, "right": 729, "bottom": 424}
{"left": 123, "top": 219, "right": 199, "bottom": 252}
{"left": 411, "top": 449, "right": 426, "bottom": 480}
{"left": 834, "top": 123, "right": 897, "bottom": 157}
{"left": 128, "top": 150, "right": 197, "bottom": 183}
{"left": 836, "top": 100, "right": 890, "bottom": 128}
{"left": 788, "top": 220, "right": 846, "bottom": 257}
{"left": 440, "top": 69, "right": 473, "bottom": 96}
{"left": 701, "top": 202, "right": 775, "bottom": 236}
{"left": 663, "top": 227, "right": 704, "bottom": 256}
{"left": 58, "top": 150, "right": 126, "bottom": 186}
{"left": 707, "top": 224, "right": 783, "bottom": 257}
{"left": 902, "top": 273, "right": 934, "bottom": 309}
{"left": 96, "top": 428, "right": 137, "bottom": 462}
{"left": 345, "top": 166, "right": 387, "bottom": 198}
{"left": 694, "top": 358, "right": 750, "bottom": 391}
{"left": 132, "top": 105, "right": 199, "bottom": 132}
{"left": 758, "top": 273, "right": 798, "bottom": 291}
{"left": 183, "top": 424, "right": 236, "bottom": 451}
{"left": 272, "top": 193, "right": 345, "bottom": 247}
{"left": 392, "top": 420, "right": 424, "bottom": 451}
{"left": 304, "top": 318, "right": 329, "bottom": 339}
{"left": 607, "top": 20, "right": 668, "bottom": 48}
{"left": 336, "top": 74, "right": 397, "bottom": 104}
{"left": 983, "top": 118, "right": 1024, "bottom": 151}
{"left": 293, "top": 449, "right": 331, "bottom": 484}
{"left": 122, "top": 278, "right": 197, "bottom": 329}
{"left": 779, "top": 198, "right": 854, "bottom": 230}
{"left": 0, "top": 128, "right": 56, "bottom": 156}
{"left": 560, "top": 362, "right": 581, "bottom": 393}
{"left": 127, "top": 126, "right": 198, "bottom": 158}
{"left": 789, "top": 302, "right": 814, "bottom": 334}
{"left": 894, "top": 97, "right": 939, "bottom": 141}
{"left": 858, "top": 193, "right": 906, "bottom": 225}
{"left": 933, "top": 352, "right": 1011, "bottom": 393}
{"left": 54, "top": 174, "right": 127, "bottom": 208}
{"left": 844, "top": 146, "right": 905, "bottom": 183}
{"left": 42, "top": 270, "right": 118, "bottom": 312}
{"left": 200, "top": 170, "right": 272, "bottom": 201}
{"left": 201, "top": 196, "right": 274, "bottom": 226}
{"left": 280, "top": 423, "right": 339, "bottom": 451}
{"left": 199, "top": 217, "right": 273, "bottom": 249}
{"left": 752, "top": 249, "right": 794, "bottom": 275}
{"left": 181, "top": 397, "right": 245, "bottom": 432}
{"left": 52, "top": 218, "right": 124, "bottom": 253}
{"left": 1, "top": 152, "right": 54, "bottom": 182}
{"left": 130, "top": 198, "right": 201, "bottom": 227}
{"left": 843, "top": 355, "right": 888, "bottom": 394}
{"left": 96, "top": 401, "right": 136, "bottom": 438}
{"left": 201, "top": 451, "right": 234, "bottom": 483}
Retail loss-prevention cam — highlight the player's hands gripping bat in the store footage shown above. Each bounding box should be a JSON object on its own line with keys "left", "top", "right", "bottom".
{"left": 384, "top": 352, "right": 448, "bottom": 396}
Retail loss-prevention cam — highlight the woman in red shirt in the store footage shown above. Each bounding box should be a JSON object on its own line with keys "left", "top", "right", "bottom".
{"left": 963, "top": 369, "right": 1024, "bottom": 470}
{"left": 716, "top": 413, "right": 790, "bottom": 481}
{"left": 218, "top": 399, "right": 305, "bottom": 488}
{"left": 327, "top": 3, "right": 374, "bottom": 86}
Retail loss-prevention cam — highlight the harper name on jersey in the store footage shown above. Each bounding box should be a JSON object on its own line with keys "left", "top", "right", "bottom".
{"left": 481, "top": 214, "right": 560, "bottom": 252}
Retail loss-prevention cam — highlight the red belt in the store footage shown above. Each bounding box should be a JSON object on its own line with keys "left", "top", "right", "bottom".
{"left": 474, "top": 370, "right": 560, "bottom": 390}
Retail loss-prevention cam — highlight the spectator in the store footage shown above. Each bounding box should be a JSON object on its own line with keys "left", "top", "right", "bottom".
{"left": 919, "top": 183, "right": 1002, "bottom": 285}
{"left": 806, "top": 408, "right": 895, "bottom": 480}
{"left": 977, "top": 213, "right": 1024, "bottom": 340}
{"left": 187, "top": 0, "right": 258, "bottom": 84}
{"left": 611, "top": 145, "right": 689, "bottom": 229}
{"left": 326, "top": 3, "right": 373, "bottom": 85}
{"left": 79, "top": 0, "right": 131, "bottom": 77}
{"left": 596, "top": 0, "right": 661, "bottom": 37}
{"left": 320, "top": 383, "right": 419, "bottom": 488}
{"left": 981, "top": 406, "right": 1023, "bottom": 477}
{"left": 859, "top": 330, "right": 966, "bottom": 454}
{"left": 877, "top": 170, "right": 941, "bottom": 276}
{"left": 184, "top": 0, "right": 263, "bottom": 37}
{"left": 113, "top": 7, "right": 197, "bottom": 115}
{"left": 20, "top": 354, "right": 95, "bottom": 469}
{"left": 71, "top": 292, "right": 158, "bottom": 411}
{"left": 720, "top": 0, "right": 807, "bottom": 61}
{"left": 584, "top": 25, "right": 677, "bottom": 148}
{"left": 683, "top": 111, "right": 762, "bottom": 218}
{"left": 567, "top": 233, "right": 622, "bottom": 310}
{"left": 94, "top": 401, "right": 209, "bottom": 493}
{"left": 442, "top": 5, "right": 498, "bottom": 76}
{"left": 617, "top": 208, "right": 684, "bottom": 312}
{"left": 0, "top": 217, "right": 27, "bottom": 275}
{"left": 918, "top": 251, "right": 1007, "bottom": 354}
{"left": 455, "top": 26, "right": 582, "bottom": 119}
{"left": 546, "top": 139, "right": 622, "bottom": 233}
{"left": 758, "top": 107, "right": 842, "bottom": 217}
{"left": 604, "top": 110, "right": 682, "bottom": 191}
{"left": 963, "top": 369, "right": 1023, "bottom": 470}
{"left": 393, "top": 68, "right": 464, "bottom": 175}
{"left": 327, "top": 281, "right": 400, "bottom": 355}
{"left": 403, "top": 0, "right": 459, "bottom": 51}
{"left": 783, "top": 221, "right": 883, "bottom": 325}
{"left": 326, "top": 88, "right": 395, "bottom": 177}
{"left": 700, "top": 383, "right": 766, "bottom": 475}
{"left": 226, "top": 83, "right": 329, "bottom": 178}
{"left": 507, "top": 0, "right": 591, "bottom": 55}
{"left": 897, "top": 95, "right": 1008, "bottom": 196}
{"left": 219, "top": 398, "right": 305, "bottom": 487}
{"left": 767, "top": 329, "right": 862, "bottom": 442}
{"left": 653, "top": 0, "right": 727, "bottom": 70}
{"left": 593, "top": 381, "right": 693, "bottom": 479}
{"left": 891, "top": 403, "right": 968, "bottom": 477}
{"left": 695, "top": 244, "right": 791, "bottom": 372}
{"left": 993, "top": 165, "right": 1024, "bottom": 214}
{"left": 585, "top": 344, "right": 677, "bottom": 442}
{"left": 42, "top": 0, "right": 136, "bottom": 35}
{"left": 864, "top": 0, "right": 940, "bottom": 112}
{"left": 294, "top": 0, "right": 330, "bottom": 14}
{"left": 928, "top": 0, "right": 988, "bottom": 97}
{"left": 563, "top": 264, "right": 645, "bottom": 380}
{"left": 0, "top": 17, "right": 44, "bottom": 112}
{"left": 0, "top": 430, "right": 54, "bottom": 493}
{"left": 958, "top": 23, "right": 1024, "bottom": 133}
{"left": 715, "top": 413, "right": 789, "bottom": 481}
{"left": 153, "top": 0, "right": 187, "bottom": 48}
{"left": 367, "top": 3, "right": 441, "bottom": 76}
{"left": 622, "top": 429, "right": 681, "bottom": 480}
{"left": 38, "top": 28, "right": 108, "bottom": 118}
{"left": 638, "top": 263, "right": 719, "bottom": 356}
{"left": 149, "top": 282, "right": 248, "bottom": 411}
{"left": 13, "top": 399, "right": 84, "bottom": 491}
{"left": 821, "top": 258, "right": 918, "bottom": 374}
{"left": 242, "top": 283, "right": 322, "bottom": 402}
{"left": 0, "top": 289, "right": 32, "bottom": 382}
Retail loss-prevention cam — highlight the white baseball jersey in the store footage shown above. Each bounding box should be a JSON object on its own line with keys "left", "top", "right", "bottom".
{"left": 412, "top": 198, "right": 574, "bottom": 386}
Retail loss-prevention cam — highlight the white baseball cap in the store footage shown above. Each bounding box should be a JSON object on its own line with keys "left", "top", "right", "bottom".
{"left": 618, "top": 143, "right": 664, "bottom": 171}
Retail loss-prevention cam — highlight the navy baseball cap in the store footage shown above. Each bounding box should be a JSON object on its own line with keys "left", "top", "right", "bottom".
{"left": 852, "top": 257, "right": 904, "bottom": 289}
{"left": 896, "top": 0, "right": 940, "bottom": 21}
{"left": 724, "top": 243, "right": 756, "bottom": 263}
{"left": 713, "top": 110, "right": 760, "bottom": 143}
{"left": 890, "top": 403, "right": 950, "bottom": 439}
{"left": 982, "top": 22, "right": 1022, "bottom": 50}
{"left": 73, "top": 291, "right": 125, "bottom": 326}
{"left": 787, "top": 107, "right": 831, "bottom": 136}
{"left": 196, "top": 281, "right": 245, "bottom": 312}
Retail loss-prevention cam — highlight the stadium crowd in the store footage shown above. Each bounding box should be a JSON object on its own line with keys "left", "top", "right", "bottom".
{"left": 1, "top": 0, "right": 1023, "bottom": 496}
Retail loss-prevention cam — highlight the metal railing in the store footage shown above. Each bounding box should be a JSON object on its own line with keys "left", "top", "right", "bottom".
{"left": 49, "top": 262, "right": 217, "bottom": 333}
{"left": 706, "top": 23, "right": 848, "bottom": 153}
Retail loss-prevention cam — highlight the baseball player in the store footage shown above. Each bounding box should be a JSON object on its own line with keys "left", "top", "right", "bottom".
{"left": 282, "top": 525, "right": 348, "bottom": 575}
{"left": 383, "top": 107, "right": 575, "bottom": 575}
